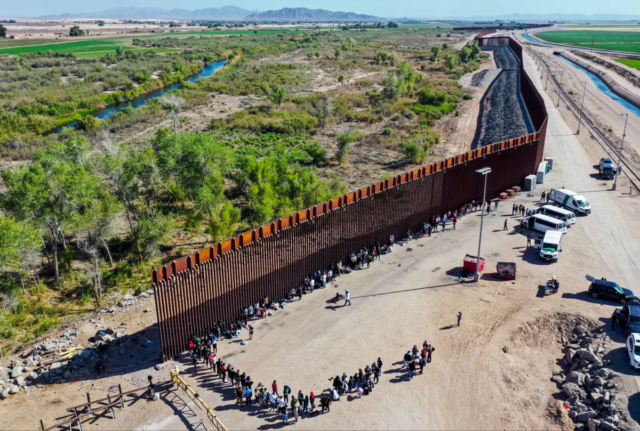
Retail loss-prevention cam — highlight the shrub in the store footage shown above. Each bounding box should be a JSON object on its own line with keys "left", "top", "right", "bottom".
{"left": 302, "top": 142, "right": 327, "bottom": 165}
{"left": 463, "top": 94, "right": 473, "bottom": 100}
{"left": 398, "top": 141, "right": 427, "bottom": 164}
{"left": 335, "top": 130, "right": 360, "bottom": 164}
{"left": 382, "top": 127, "right": 393, "bottom": 136}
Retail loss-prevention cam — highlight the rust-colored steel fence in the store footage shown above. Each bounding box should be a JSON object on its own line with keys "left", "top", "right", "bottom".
{"left": 151, "top": 37, "right": 549, "bottom": 361}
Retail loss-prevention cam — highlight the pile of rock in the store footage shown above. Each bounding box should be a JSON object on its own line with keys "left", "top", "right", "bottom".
{"left": 551, "top": 324, "right": 623, "bottom": 430}
{"left": 0, "top": 362, "right": 40, "bottom": 399}
{"left": 98, "top": 289, "right": 154, "bottom": 315}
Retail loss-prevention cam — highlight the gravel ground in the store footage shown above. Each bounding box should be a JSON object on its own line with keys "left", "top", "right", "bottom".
{"left": 474, "top": 47, "right": 530, "bottom": 148}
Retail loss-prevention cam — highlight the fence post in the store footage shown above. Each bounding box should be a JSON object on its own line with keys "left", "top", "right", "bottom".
{"left": 86, "top": 393, "right": 92, "bottom": 413}
{"left": 40, "top": 420, "right": 45, "bottom": 431}
{"left": 119, "top": 384, "right": 125, "bottom": 408}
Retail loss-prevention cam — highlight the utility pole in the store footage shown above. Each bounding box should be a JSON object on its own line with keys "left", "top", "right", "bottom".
{"left": 557, "top": 69, "right": 565, "bottom": 107}
{"left": 474, "top": 168, "right": 491, "bottom": 282}
{"left": 613, "top": 113, "right": 629, "bottom": 191}
{"left": 591, "top": 36, "right": 595, "bottom": 52}
{"left": 577, "top": 81, "right": 587, "bottom": 135}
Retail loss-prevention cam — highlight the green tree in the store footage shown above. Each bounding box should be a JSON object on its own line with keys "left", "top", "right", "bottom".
{"left": 388, "top": 22, "right": 399, "bottom": 28}
{"left": 431, "top": 46, "right": 441, "bottom": 60}
{"left": 207, "top": 200, "right": 241, "bottom": 242}
{"left": 69, "top": 25, "right": 84, "bottom": 37}
{"left": 398, "top": 141, "right": 427, "bottom": 164}
{"left": 444, "top": 53, "right": 458, "bottom": 70}
{"left": 0, "top": 25, "right": 7, "bottom": 38}
{"left": 264, "top": 85, "right": 289, "bottom": 110}
{"left": 313, "top": 93, "right": 332, "bottom": 129}
{"left": 302, "top": 142, "right": 327, "bottom": 165}
{"left": 335, "top": 130, "right": 360, "bottom": 164}
{"left": 338, "top": 75, "right": 345, "bottom": 84}
{"left": 75, "top": 114, "right": 100, "bottom": 133}
{"left": 0, "top": 216, "right": 41, "bottom": 295}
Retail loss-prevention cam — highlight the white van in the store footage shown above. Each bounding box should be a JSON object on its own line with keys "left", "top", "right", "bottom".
{"left": 540, "top": 230, "right": 563, "bottom": 262}
{"left": 535, "top": 205, "right": 576, "bottom": 226}
{"left": 522, "top": 214, "right": 567, "bottom": 234}
{"left": 548, "top": 188, "right": 591, "bottom": 215}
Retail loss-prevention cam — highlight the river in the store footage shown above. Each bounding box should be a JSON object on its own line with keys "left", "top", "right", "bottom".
{"left": 59, "top": 59, "right": 227, "bottom": 131}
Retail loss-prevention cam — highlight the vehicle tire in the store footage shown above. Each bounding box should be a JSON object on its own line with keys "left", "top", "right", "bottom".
{"left": 590, "top": 292, "right": 598, "bottom": 299}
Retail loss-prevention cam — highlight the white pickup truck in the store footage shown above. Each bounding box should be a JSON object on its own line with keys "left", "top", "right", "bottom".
{"left": 548, "top": 188, "right": 591, "bottom": 215}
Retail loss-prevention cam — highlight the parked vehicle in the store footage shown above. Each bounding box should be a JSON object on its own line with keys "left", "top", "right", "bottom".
{"left": 534, "top": 205, "right": 576, "bottom": 226}
{"left": 586, "top": 275, "right": 635, "bottom": 304}
{"left": 548, "top": 188, "right": 591, "bottom": 215}
{"left": 599, "top": 159, "right": 615, "bottom": 179}
{"left": 627, "top": 333, "right": 640, "bottom": 370}
{"left": 613, "top": 304, "right": 640, "bottom": 335}
{"left": 540, "top": 230, "right": 562, "bottom": 262}
{"left": 522, "top": 214, "right": 567, "bottom": 234}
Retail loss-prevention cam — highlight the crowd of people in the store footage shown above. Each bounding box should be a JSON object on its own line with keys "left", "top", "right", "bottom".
{"left": 402, "top": 341, "right": 436, "bottom": 380}
{"left": 177, "top": 198, "right": 486, "bottom": 423}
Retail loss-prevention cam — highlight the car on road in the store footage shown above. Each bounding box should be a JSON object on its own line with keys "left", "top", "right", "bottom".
{"left": 627, "top": 333, "right": 640, "bottom": 370}
{"left": 599, "top": 158, "right": 615, "bottom": 179}
{"left": 613, "top": 304, "right": 640, "bottom": 335}
{"left": 588, "top": 278, "right": 634, "bottom": 304}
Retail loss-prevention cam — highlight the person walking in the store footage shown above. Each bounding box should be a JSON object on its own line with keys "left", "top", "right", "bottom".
{"left": 303, "top": 395, "right": 309, "bottom": 415}
{"left": 310, "top": 391, "right": 316, "bottom": 411}
{"left": 292, "top": 397, "right": 299, "bottom": 424}
{"left": 457, "top": 311, "right": 462, "bottom": 327}
{"left": 344, "top": 289, "right": 351, "bottom": 306}
{"left": 236, "top": 387, "right": 244, "bottom": 406}
{"left": 503, "top": 219, "right": 508, "bottom": 231}
{"left": 427, "top": 344, "right": 435, "bottom": 363}
{"left": 245, "top": 387, "right": 253, "bottom": 406}
{"left": 283, "top": 385, "right": 291, "bottom": 403}
{"left": 272, "top": 380, "right": 279, "bottom": 396}
{"left": 419, "top": 356, "right": 426, "bottom": 375}
{"left": 452, "top": 218, "right": 457, "bottom": 230}
{"left": 527, "top": 234, "right": 531, "bottom": 247}
{"left": 249, "top": 325, "right": 254, "bottom": 340}
{"left": 408, "top": 360, "right": 416, "bottom": 380}
{"left": 412, "top": 345, "right": 419, "bottom": 360}
{"left": 283, "top": 405, "right": 289, "bottom": 425}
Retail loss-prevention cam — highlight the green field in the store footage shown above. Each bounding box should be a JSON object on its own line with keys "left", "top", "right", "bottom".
{"left": 617, "top": 58, "right": 640, "bottom": 71}
{"left": 0, "top": 29, "right": 297, "bottom": 57}
{"left": 536, "top": 30, "right": 640, "bottom": 53}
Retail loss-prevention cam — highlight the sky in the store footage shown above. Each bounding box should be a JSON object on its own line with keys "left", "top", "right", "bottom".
{"left": 4, "top": 0, "right": 640, "bottom": 19}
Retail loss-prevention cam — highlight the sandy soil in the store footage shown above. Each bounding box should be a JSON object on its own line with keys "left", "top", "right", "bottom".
{"left": 3, "top": 47, "right": 640, "bottom": 431}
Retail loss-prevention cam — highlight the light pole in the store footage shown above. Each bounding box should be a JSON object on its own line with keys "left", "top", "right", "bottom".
{"left": 613, "top": 113, "right": 629, "bottom": 191}
{"left": 577, "top": 81, "right": 587, "bottom": 134}
{"left": 474, "top": 168, "right": 491, "bottom": 282}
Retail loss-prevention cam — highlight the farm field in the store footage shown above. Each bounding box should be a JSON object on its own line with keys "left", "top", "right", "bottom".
{"left": 536, "top": 30, "right": 640, "bottom": 53}
{"left": 0, "top": 29, "right": 298, "bottom": 56}
{"left": 617, "top": 58, "right": 640, "bottom": 71}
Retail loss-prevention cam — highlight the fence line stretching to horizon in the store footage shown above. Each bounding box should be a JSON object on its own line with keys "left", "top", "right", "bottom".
{"left": 151, "top": 36, "right": 549, "bottom": 360}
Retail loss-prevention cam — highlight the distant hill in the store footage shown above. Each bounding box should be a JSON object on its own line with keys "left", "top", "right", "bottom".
{"left": 245, "top": 8, "right": 379, "bottom": 21}
{"left": 41, "top": 6, "right": 253, "bottom": 20}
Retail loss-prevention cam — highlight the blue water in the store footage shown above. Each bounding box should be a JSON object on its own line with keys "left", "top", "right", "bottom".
{"left": 521, "top": 32, "right": 640, "bottom": 58}
{"left": 557, "top": 55, "right": 640, "bottom": 118}
{"left": 59, "top": 59, "right": 227, "bottom": 131}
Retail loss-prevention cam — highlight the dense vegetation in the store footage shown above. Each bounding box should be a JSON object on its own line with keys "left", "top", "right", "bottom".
{"left": 0, "top": 27, "right": 480, "bottom": 352}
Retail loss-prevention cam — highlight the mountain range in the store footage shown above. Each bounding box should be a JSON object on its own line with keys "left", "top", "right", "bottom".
{"left": 41, "top": 6, "right": 380, "bottom": 21}
{"left": 246, "top": 8, "right": 378, "bottom": 21}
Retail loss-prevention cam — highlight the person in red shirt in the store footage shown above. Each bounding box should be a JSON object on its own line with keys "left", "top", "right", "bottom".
{"left": 272, "top": 380, "right": 279, "bottom": 396}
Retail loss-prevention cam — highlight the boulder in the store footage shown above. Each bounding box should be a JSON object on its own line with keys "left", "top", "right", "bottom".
{"left": 562, "top": 383, "right": 583, "bottom": 398}
{"left": 9, "top": 385, "right": 19, "bottom": 394}
{"left": 551, "top": 375, "right": 566, "bottom": 384}
{"left": 14, "top": 376, "right": 26, "bottom": 387}
{"left": 573, "top": 325, "right": 588, "bottom": 336}
{"left": 123, "top": 294, "right": 134, "bottom": 300}
{"left": 567, "top": 371, "right": 585, "bottom": 386}
{"left": 593, "top": 377, "right": 605, "bottom": 387}
{"left": 587, "top": 419, "right": 598, "bottom": 431}
{"left": 565, "top": 395, "right": 579, "bottom": 406}
{"left": 154, "top": 363, "right": 166, "bottom": 371}
{"left": 600, "top": 421, "right": 618, "bottom": 431}
{"left": 577, "top": 349, "right": 599, "bottom": 363}
{"left": 28, "top": 372, "right": 38, "bottom": 381}
{"left": 590, "top": 392, "right": 603, "bottom": 403}
{"left": 95, "top": 330, "right": 113, "bottom": 343}
{"left": 595, "top": 368, "right": 611, "bottom": 378}
{"left": 10, "top": 367, "right": 23, "bottom": 379}
{"left": 576, "top": 410, "right": 597, "bottom": 422}
{"left": 565, "top": 348, "right": 578, "bottom": 364}
{"left": 49, "top": 362, "right": 62, "bottom": 370}
{"left": 62, "top": 370, "right": 71, "bottom": 380}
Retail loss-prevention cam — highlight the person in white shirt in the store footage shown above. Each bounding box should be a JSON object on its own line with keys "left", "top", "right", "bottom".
{"left": 344, "top": 289, "right": 351, "bottom": 306}
{"left": 310, "top": 278, "right": 315, "bottom": 291}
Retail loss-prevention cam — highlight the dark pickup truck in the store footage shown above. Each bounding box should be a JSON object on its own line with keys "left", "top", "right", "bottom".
{"left": 613, "top": 301, "right": 640, "bottom": 335}
{"left": 599, "top": 157, "right": 615, "bottom": 180}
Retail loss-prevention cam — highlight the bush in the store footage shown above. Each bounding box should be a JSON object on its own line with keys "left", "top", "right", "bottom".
{"left": 463, "top": 94, "right": 473, "bottom": 100}
{"left": 302, "top": 142, "right": 327, "bottom": 165}
{"left": 382, "top": 127, "right": 392, "bottom": 136}
{"left": 398, "top": 141, "right": 427, "bottom": 164}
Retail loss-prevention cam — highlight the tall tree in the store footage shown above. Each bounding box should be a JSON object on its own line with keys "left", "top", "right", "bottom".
{"left": 0, "top": 216, "right": 41, "bottom": 295}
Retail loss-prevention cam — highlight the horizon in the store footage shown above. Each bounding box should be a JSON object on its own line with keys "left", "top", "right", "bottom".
{"left": 3, "top": 1, "right": 640, "bottom": 20}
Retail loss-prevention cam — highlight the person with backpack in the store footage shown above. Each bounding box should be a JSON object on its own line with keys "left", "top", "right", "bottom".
{"left": 236, "top": 387, "right": 244, "bottom": 406}
{"left": 283, "top": 385, "right": 291, "bottom": 403}
{"left": 427, "top": 344, "right": 435, "bottom": 363}
{"left": 403, "top": 350, "right": 412, "bottom": 368}
{"left": 419, "top": 356, "right": 426, "bottom": 375}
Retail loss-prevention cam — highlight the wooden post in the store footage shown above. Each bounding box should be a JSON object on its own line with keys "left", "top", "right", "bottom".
{"left": 118, "top": 384, "right": 124, "bottom": 408}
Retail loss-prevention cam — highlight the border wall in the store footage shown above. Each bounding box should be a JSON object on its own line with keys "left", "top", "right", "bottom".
{"left": 151, "top": 37, "right": 549, "bottom": 360}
